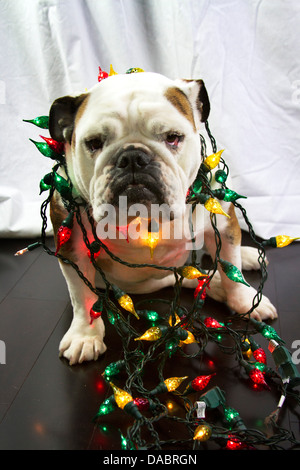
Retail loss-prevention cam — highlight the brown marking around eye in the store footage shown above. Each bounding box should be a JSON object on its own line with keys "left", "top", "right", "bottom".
{"left": 164, "top": 87, "right": 196, "bottom": 131}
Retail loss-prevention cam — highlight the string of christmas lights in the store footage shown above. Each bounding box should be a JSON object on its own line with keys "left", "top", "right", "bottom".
{"left": 19, "top": 66, "right": 300, "bottom": 450}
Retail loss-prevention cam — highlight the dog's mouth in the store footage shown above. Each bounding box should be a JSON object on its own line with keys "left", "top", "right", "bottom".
{"left": 110, "top": 173, "right": 166, "bottom": 207}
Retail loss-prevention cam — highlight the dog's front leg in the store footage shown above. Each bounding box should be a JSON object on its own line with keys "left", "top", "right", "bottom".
{"left": 58, "top": 257, "right": 106, "bottom": 365}
{"left": 204, "top": 203, "right": 277, "bottom": 321}
{"left": 51, "top": 199, "right": 106, "bottom": 364}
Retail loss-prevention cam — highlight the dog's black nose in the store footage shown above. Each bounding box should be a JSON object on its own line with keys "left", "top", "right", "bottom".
{"left": 116, "top": 148, "right": 151, "bottom": 171}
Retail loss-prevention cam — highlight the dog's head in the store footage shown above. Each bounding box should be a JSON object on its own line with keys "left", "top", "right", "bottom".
{"left": 49, "top": 72, "right": 210, "bottom": 222}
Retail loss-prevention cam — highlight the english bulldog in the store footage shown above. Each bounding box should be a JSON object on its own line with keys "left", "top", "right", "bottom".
{"left": 48, "top": 71, "right": 277, "bottom": 365}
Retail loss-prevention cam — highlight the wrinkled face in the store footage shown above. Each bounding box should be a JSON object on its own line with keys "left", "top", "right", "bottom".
{"left": 49, "top": 72, "right": 210, "bottom": 223}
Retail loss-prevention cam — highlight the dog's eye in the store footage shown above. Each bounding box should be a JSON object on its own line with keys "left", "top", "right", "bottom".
{"left": 85, "top": 138, "right": 104, "bottom": 153}
{"left": 165, "top": 133, "right": 184, "bottom": 148}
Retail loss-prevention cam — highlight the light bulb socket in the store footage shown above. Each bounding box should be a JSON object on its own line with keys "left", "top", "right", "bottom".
{"left": 124, "top": 401, "right": 143, "bottom": 420}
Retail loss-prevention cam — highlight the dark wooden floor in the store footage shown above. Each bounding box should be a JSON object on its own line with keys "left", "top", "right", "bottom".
{"left": 0, "top": 232, "right": 299, "bottom": 451}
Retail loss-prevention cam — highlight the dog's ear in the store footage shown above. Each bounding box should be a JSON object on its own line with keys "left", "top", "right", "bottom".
{"left": 175, "top": 79, "right": 210, "bottom": 129}
{"left": 49, "top": 93, "right": 88, "bottom": 143}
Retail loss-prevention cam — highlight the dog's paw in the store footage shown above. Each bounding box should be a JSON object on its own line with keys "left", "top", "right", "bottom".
{"left": 59, "top": 320, "right": 106, "bottom": 365}
{"left": 226, "top": 285, "right": 277, "bottom": 321}
{"left": 241, "top": 246, "right": 268, "bottom": 271}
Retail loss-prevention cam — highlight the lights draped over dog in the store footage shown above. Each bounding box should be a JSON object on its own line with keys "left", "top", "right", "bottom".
{"left": 19, "top": 65, "right": 300, "bottom": 451}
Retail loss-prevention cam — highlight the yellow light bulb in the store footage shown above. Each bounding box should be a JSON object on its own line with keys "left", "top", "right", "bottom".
{"left": 168, "top": 313, "right": 181, "bottom": 327}
{"left": 242, "top": 338, "right": 252, "bottom": 359}
{"left": 164, "top": 376, "right": 188, "bottom": 392}
{"left": 180, "top": 330, "right": 198, "bottom": 345}
{"left": 204, "top": 197, "right": 230, "bottom": 218}
{"left": 275, "top": 235, "right": 300, "bottom": 248}
{"left": 134, "top": 326, "right": 162, "bottom": 342}
{"left": 145, "top": 232, "right": 159, "bottom": 258}
{"left": 203, "top": 149, "right": 224, "bottom": 170}
{"left": 117, "top": 294, "right": 140, "bottom": 320}
{"left": 109, "top": 64, "right": 118, "bottom": 76}
{"left": 110, "top": 382, "right": 133, "bottom": 409}
{"left": 193, "top": 424, "right": 212, "bottom": 441}
{"left": 179, "top": 266, "right": 207, "bottom": 279}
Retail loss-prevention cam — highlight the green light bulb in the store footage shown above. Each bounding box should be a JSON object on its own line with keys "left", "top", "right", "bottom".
{"left": 137, "top": 309, "right": 161, "bottom": 322}
{"left": 39, "top": 173, "right": 53, "bottom": 194}
{"left": 23, "top": 115, "right": 49, "bottom": 129}
{"left": 102, "top": 360, "right": 126, "bottom": 380}
{"left": 249, "top": 318, "right": 284, "bottom": 343}
{"left": 215, "top": 169, "right": 228, "bottom": 183}
{"left": 53, "top": 172, "right": 72, "bottom": 200}
{"left": 29, "top": 139, "right": 63, "bottom": 161}
{"left": 106, "top": 308, "right": 117, "bottom": 325}
{"left": 224, "top": 406, "right": 240, "bottom": 422}
{"left": 219, "top": 258, "right": 250, "bottom": 287}
{"left": 94, "top": 395, "right": 116, "bottom": 418}
{"left": 192, "top": 179, "right": 203, "bottom": 194}
{"left": 214, "top": 188, "right": 247, "bottom": 202}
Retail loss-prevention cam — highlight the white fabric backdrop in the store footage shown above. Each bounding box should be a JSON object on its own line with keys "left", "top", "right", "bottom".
{"left": 0, "top": 0, "right": 300, "bottom": 239}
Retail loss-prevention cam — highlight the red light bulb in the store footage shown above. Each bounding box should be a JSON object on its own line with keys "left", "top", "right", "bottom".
{"left": 194, "top": 279, "right": 208, "bottom": 299}
{"left": 98, "top": 66, "right": 109, "bottom": 82}
{"left": 55, "top": 212, "right": 74, "bottom": 255}
{"left": 89, "top": 298, "right": 103, "bottom": 325}
{"left": 226, "top": 435, "right": 246, "bottom": 450}
{"left": 191, "top": 374, "right": 215, "bottom": 391}
{"left": 55, "top": 226, "right": 72, "bottom": 255}
{"left": 204, "top": 317, "right": 223, "bottom": 329}
{"left": 133, "top": 397, "right": 150, "bottom": 411}
{"left": 40, "top": 135, "right": 65, "bottom": 154}
{"left": 253, "top": 348, "right": 267, "bottom": 364}
{"left": 249, "top": 368, "right": 269, "bottom": 389}
{"left": 89, "top": 307, "right": 102, "bottom": 324}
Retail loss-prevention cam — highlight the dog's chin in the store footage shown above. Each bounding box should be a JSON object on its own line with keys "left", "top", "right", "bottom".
{"left": 117, "top": 184, "right": 161, "bottom": 206}
{"left": 110, "top": 181, "right": 163, "bottom": 207}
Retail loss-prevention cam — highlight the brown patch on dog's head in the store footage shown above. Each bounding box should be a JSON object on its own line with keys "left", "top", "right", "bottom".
{"left": 164, "top": 87, "right": 196, "bottom": 131}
